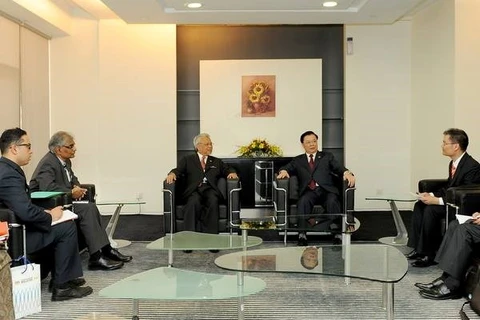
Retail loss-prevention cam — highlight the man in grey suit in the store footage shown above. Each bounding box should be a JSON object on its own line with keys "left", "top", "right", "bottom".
{"left": 277, "top": 130, "right": 355, "bottom": 246}
{"left": 0, "top": 128, "right": 92, "bottom": 301}
{"left": 30, "top": 131, "right": 131, "bottom": 270}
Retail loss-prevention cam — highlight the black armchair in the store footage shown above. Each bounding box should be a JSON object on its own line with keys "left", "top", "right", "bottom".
{"left": 273, "top": 174, "right": 355, "bottom": 243}
{"left": 418, "top": 179, "right": 480, "bottom": 231}
{"left": 0, "top": 206, "right": 25, "bottom": 266}
{"left": 163, "top": 178, "right": 241, "bottom": 233}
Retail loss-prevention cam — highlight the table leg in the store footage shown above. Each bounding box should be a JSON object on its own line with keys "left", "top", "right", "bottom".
{"left": 132, "top": 299, "right": 139, "bottom": 320}
{"left": 382, "top": 283, "right": 395, "bottom": 320}
{"left": 105, "top": 204, "right": 132, "bottom": 248}
{"left": 378, "top": 200, "right": 408, "bottom": 246}
{"left": 237, "top": 272, "right": 245, "bottom": 320}
{"left": 242, "top": 229, "right": 248, "bottom": 246}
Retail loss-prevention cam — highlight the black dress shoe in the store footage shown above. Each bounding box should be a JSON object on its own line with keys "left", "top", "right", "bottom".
{"left": 209, "top": 250, "right": 219, "bottom": 253}
{"left": 419, "top": 283, "right": 462, "bottom": 300}
{"left": 297, "top": 237, "right": 308, "bottom": 246}
{"left": 414, "top": 277, "right": 444, "bottom": 290}
{"left": 51, "top": 285, "right": 93, "bottom": 301}
{"left": 88, "top": 256, "right": 124, "bottom": 271}
{"left": 405, "top": 250, "right": 422, "bottom": 260}
{"left": 103, "top": 248, "right": 133, "bottom": 262}
{"left": 411, "top": 256, "right": 437, "bottom": 268}
{"left": 183, "top": 250, "right": 192, "bottom": 253}
{"left": 48, "top": 278, "right": 86, "bottom": 293}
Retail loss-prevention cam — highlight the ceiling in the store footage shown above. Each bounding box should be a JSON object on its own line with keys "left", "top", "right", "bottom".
{"left": 70, "top": 0, "right": 438, "bottom": 25}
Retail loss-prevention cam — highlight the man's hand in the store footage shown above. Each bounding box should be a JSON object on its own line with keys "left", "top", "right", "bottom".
{"left": 227, "top": 173, "right": 238, "bottom": 179}
{"left": 343, "top": 171, "right": 355, "bottom": 187}
{"left": 472, "top": 212, "right": 480, "bottom": 225}
{"left": 72, "top": 186, "right": 87, "bottom": 200}
{"left": 46, "top": 206, "right": 63, "bottom": 222}
{"left": 277, "top": 170, "right": 290, "bottom": 179}
{"left": 419, "top": 193, "right": 440, "bottom": 205}
{"left": 165, "top": 172, "right": 176, "bottom": 184}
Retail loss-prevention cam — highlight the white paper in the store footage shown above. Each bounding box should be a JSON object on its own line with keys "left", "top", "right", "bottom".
{"left": 456, "top": 214, "right": 472, "bottom": 224}
{"left": 51, "top": 209, "right": 78, "bottom": 226}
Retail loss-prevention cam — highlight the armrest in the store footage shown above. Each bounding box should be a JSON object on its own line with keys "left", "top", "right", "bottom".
{"left": 343, "top": 179, "right": 356, "bottom": 224}
{"left": 418, "top": 179, "right": 448, "bottom": 193}
{"left": 163, "top": 180, "right": 175, "bottom": 213}
{"left": 0, "top": 206, "right": 25, "bottom": 262}
{"left": 80, "top": 184, "right": 96, "bottom": 203}
{"left": 446, "top": 186, "right": 480, "bottom": 215}
{"left": 32, "top": 193, "right": 70, "bottom": 209}
{"left": 273, "top": 177, "right": 290, "bottom": 210}
{"left": 226, "top": 178, "right": 241, "bottom": 224}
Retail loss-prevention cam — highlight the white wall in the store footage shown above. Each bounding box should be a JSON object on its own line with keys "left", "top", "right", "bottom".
{"left": 50, "top": 14, "right": 176, "bottom": 213}
{"left": 200, "top": 59, "right": 322, "bottom": 157}
{"left": 345, "top": 22, "right": 412, "bottom": 210}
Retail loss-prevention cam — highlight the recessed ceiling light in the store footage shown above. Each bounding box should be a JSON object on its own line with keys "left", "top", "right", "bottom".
{"left": 323, "top": 1, "right": 338, "bottom": 7}
{"left": 186, "top": 2, "right": 202, "bottom": 9}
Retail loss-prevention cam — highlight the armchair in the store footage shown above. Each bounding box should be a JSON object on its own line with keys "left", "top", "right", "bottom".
{"left": 418, "top": 179, "right": 480, "bottom": 231}
{"left": 163, "top": 178, "right": 241, "bottom": 233}
{"left": 0, "top": 206, "right": 25, "bottom": 267}
{"left": 273, "top": 174, "right": 355, "bottom": 244}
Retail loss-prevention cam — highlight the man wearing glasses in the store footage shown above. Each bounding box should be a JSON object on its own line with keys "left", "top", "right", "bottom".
{"left": 407, "top": 128, "right": 480, "bottom": 267}
{"left": 165, "top": 133, "right": 238, "bottom": 243}
{"left": 0, "top": 128, "right": 92, "bottom": 301}
{"left": 30, "top": 131, "right": 132, "bottom": 271}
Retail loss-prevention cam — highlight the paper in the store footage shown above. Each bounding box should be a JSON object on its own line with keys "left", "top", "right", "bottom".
{"left": 456, "top": 214, "right": 473, "bottom": 224}
{"left": 51, "top": 209, "right": 78, "bottom": 226}
{"left": 31, "top": 191, "right": 65, "bottom": 199}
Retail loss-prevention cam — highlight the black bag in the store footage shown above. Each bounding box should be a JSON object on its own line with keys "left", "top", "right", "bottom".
{"left": 460, "top": 259, "right": 480, "bottom": 319}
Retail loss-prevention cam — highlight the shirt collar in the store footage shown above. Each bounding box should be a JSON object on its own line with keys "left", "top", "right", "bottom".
{"left": 453, "top": 152, "right": 466, "bottom": 168}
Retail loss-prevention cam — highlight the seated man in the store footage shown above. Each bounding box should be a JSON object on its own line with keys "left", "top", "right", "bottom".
{"left": 29, "top": 131, "right": 131, "bottom": 271}
{"left": 0, "top": 128, "right": 92, "bottom": 301}
{"left": 165, "top": 133, "right": 238, "bottom": 238}
{"left": 407, "top": 128, "right": 480, "bottom": 267}
{"left": 416, "top": 212, "right": 480, "bottom": 300}
{"left": 277, "top": 130, "right": 355, "bottom": 246}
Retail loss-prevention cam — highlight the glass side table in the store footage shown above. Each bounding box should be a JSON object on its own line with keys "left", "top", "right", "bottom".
{"left": 96, "top": 201, "right": 146, "bottom": 248}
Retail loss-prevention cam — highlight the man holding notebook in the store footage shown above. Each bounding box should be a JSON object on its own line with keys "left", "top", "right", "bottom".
{"left": 0, "top": 128, "right": 92, "bottom": 301}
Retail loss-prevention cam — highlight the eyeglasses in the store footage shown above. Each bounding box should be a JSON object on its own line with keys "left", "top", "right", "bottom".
{"left": 62, "top": 144, "right": 75, "bottom": 149}
{"left": 16, "top": 143, "right": 32, "bottom": 150}
{"left": 442, "top": 142, "right": 457, "bottom": 146}
{"left": 198, "top": 143, "right": 213, "bottom": 146}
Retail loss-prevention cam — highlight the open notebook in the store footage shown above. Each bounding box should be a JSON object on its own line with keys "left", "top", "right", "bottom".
{"left": 52, "top": 209, "right": 78, "bottom": 226}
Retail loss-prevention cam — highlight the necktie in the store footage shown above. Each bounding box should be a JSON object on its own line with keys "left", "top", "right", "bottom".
{"left": 201, "top": 156, "right": 206, "bottom": 171}
{"left": 450, "top": 165, "right": 456, "bottom": 178}
{"left": 63, "top": 164, "right": 71, "bottom": 182}
{"left": 308, "top": 154, "right": 316, "bottom": 190}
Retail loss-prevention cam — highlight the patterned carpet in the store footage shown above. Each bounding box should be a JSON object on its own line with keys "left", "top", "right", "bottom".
{"left": 22, "top": 241, "right": 477, "bottom": 320}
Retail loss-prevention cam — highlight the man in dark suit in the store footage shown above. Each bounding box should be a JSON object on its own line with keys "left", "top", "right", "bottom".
{"left": 407, "top": 128, "right": 480, "bottom": 267}
{"left": 416, "top": 212, "right": 480, "bottom": 300}
{"left": 277, "top": 130, "right": 355, "bottom": 246}
{"left": 165, "top": 133, "right": 238, "bottom": 237}
{"left": 0, "top": 128, "right": 92, "bottom": 301}
{"left": 30, "top": 131, "right": 131, "bottom": 271}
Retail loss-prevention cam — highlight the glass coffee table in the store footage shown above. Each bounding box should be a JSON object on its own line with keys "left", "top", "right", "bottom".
{"left": 146, "top": 231, "right": 263, "bottom": 266}
{"left": 215, "top": 244, "right": 408, "bottom": 320}
{"left": 365, "top": 195, "right": 417, "bottom": 245}
{"left": 99, "top": 267, "right": 266, "bottom": 320}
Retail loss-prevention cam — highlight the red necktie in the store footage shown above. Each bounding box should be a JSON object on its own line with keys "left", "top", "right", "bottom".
{"left": 308, "top": 154, "right": 316, "bottom": 190}
{"left": 201, "top": 156, "right": 206, "bottom": 171}
{"left": 450, "top": 165, "right": 456, "bottom": 178}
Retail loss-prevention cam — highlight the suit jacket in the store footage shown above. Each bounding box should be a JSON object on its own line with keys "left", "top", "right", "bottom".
{"left": 280, "top": 151, "right": 348, "bottom": 196}
{"left": 30, "top": 152, "right": 79, "bottom": 193}
{"left": 0, "top": 157, "right": 54, "bottom": 253}
{"left": 434, "top": 152, "right": 480, "bottom": 202}
{"left": 170, "top": 153, "right": 236, "bottom": 200}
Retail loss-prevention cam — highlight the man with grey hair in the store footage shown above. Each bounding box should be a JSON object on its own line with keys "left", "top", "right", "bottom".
{"left": 30, "top": 131, "right": 132, "bottom": 271}
{"left": 166, "top": 133, "right": 238, "bottom": 242}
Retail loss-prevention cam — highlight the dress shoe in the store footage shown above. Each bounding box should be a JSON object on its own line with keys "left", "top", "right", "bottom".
{"left": 51, "top": 285, "right": 93, "bottom": 301}
{"left": 307, "top": 218, "right": 319, "bottom": 227}
{"left": 297, "top": 237, "right": 308, "bottom": 246}
{"left": 183, "top": 250, "right": 192, "bottom": 253}
{"left": 209, "top": 250, "right": 219, "bottom": 253}
{"left": 405, "top": 250, "right": 422, "bottom": 260}
{"left": 48, "top": 278, "right": 86, "bottom": 293}
{"left": 414, "top": 277, "right": 443, "bottom": 290}
{"left": 411, "top": 256, "right": 437, "bottom": 268}
{"left": 88, "top": 256, "right": 124, "bottom": 271}
{"left": 419, "top": 283, "right": 462, "bottom": 300}
{"left": 103, "top": 248, "right": 133, "bottom": 262}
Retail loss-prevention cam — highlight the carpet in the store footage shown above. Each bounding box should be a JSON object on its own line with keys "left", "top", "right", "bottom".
{"left": 23, "top": 241, "right": 477, "bottom": 320}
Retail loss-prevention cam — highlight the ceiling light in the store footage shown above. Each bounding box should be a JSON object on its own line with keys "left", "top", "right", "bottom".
{"left": 323, "top": 1, "right": 338, "bottom": 7}
{"left": 186, "top": 2, "right": 202, "bottom": 9}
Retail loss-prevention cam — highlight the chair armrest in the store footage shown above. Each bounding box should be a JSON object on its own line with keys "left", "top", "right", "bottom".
{"left": 163, "top": 180, "right": 175, "bottom": 214}
{"left": 226, "top": 178, "right": 241, "bottom": 224}
{"left": 446, "top": 186, "right": 480, "bottom": 215}
{"left": 343, "top": 179, "right": 356, "bottom": 224}
{"left": 32, "top": 193, "right": 70, "bottom": 209}
{"left": 80, "top": 184, "right": 96, "bottom": 203}
{"left": 418, "top": 179, "right": 448, "bottom": 193}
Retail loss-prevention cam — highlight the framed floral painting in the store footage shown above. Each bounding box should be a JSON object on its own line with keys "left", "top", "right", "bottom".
{"left": 242, "top": 75, "right": 276, "bottom": 117}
